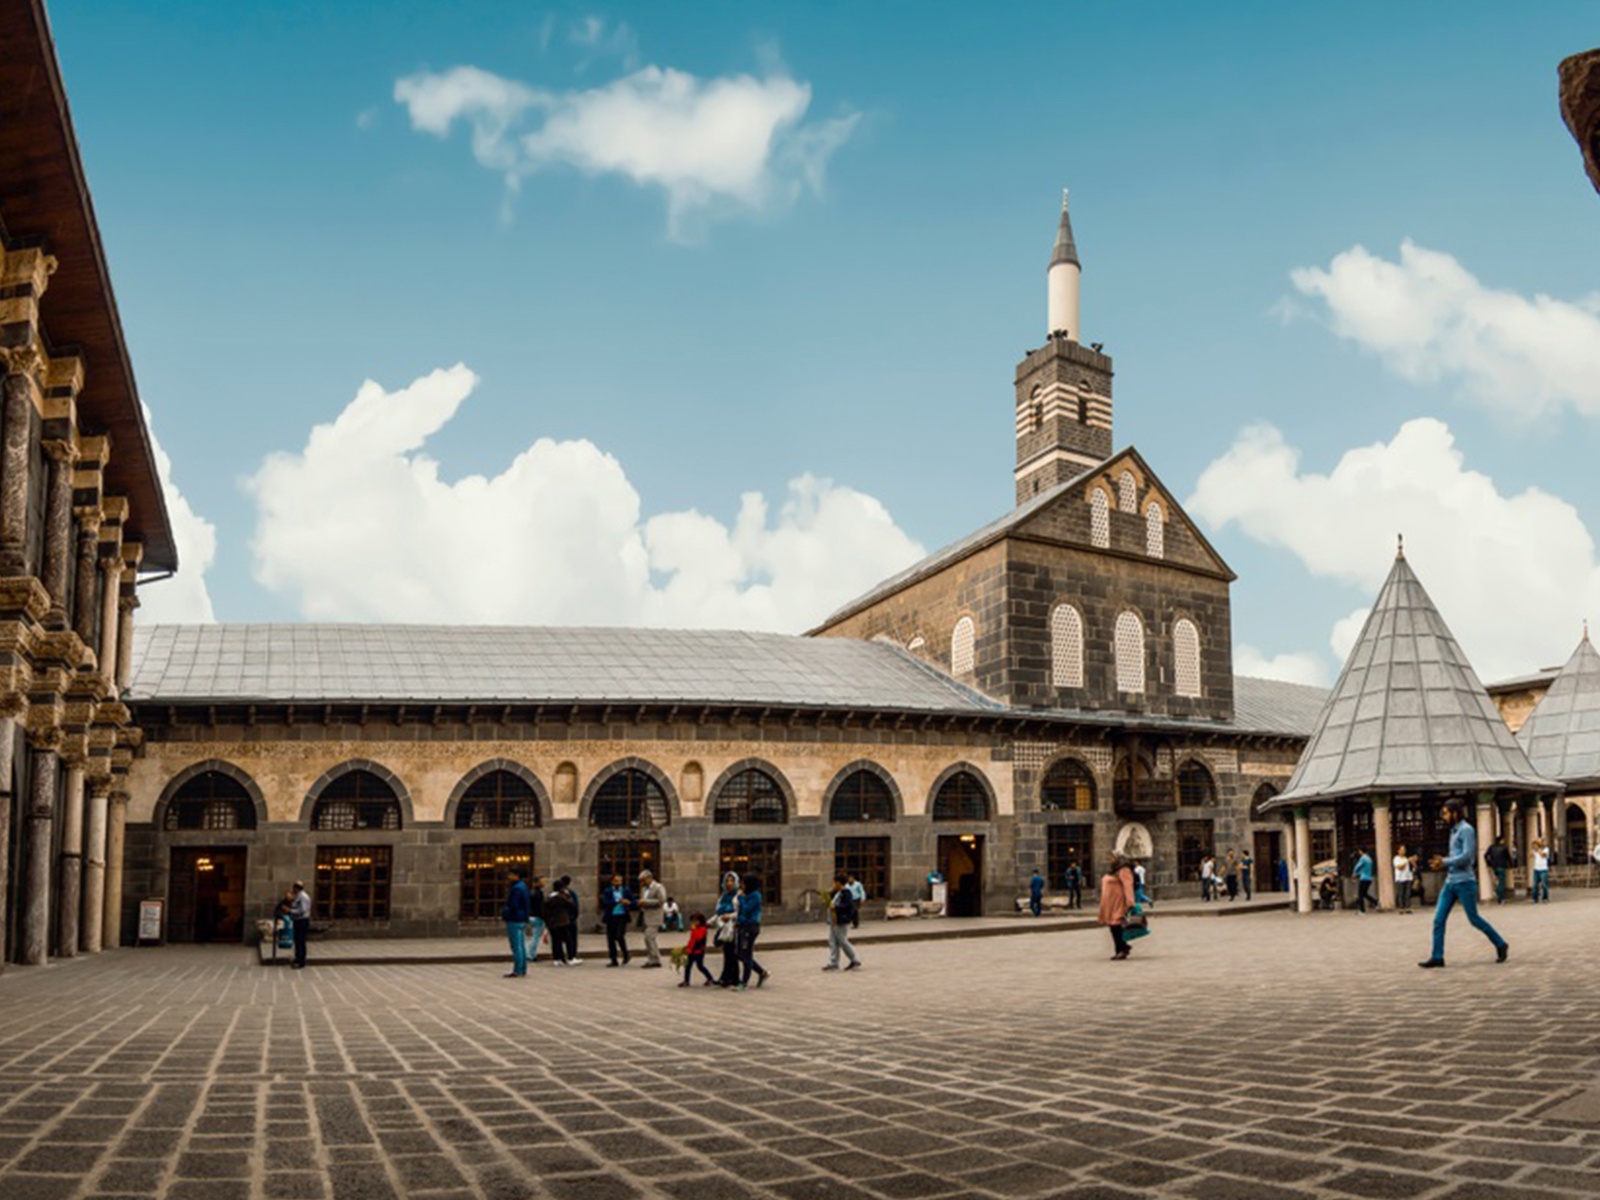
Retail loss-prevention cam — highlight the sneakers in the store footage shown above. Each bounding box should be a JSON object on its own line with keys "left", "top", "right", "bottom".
{"left": 736, "top": 983, "right": 747, "bottom": 992}
{"left": 756, "top": 969, "right": 769, "bottom": 988}
{"left": 1497, "top": 943, "right": 1509, "bottom": 963}
{"left": 1418, "top": 958, "right": 1446, "bottom": 969}
{"left": 677, "top": 980, "right": 690, "bottom": 988}
{"left": 821, "top": 964, "right": 839, "bottom": 971}
{"left": 844, "top": 961, "right": 862, "bottom": 971}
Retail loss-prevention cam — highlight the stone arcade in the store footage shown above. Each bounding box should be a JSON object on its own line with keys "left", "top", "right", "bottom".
{"left": 0, "top": 0, "right": 177, "bottom": 968}
{"left": 114, "top": 196, "right": 1328, "bottom": 943}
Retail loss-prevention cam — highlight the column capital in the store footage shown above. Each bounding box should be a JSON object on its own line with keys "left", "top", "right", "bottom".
{"left": 1369, "top": 795, "right": 1391, "bottom": 811}
{"left": 0, "top": 342, "right": 46, "bottom": 388}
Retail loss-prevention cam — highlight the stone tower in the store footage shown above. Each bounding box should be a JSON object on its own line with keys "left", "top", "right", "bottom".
{"left": 1014, "top": 191, "right": 1114, "bottom": 504}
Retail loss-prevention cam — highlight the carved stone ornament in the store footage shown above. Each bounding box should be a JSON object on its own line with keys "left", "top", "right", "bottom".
{"left": 1114, "top": 821, "right": 1154, "bottom": 861}
{"left": 0, "top": 342, "right": 45, "bottom": 382}
{"left": 1561, "top": 50, "right": 1600, "bottom": 194}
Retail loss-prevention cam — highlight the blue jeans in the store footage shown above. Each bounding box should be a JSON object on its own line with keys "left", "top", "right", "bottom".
{"left": 506, "top": 922, "right": 528, "bottom": 975}
{"left": 1533, "top": 870, "right": 1549, "bottom": 902}
{"left": 1431, "top": 880, "right": 1505, "bottom": 961}
{"left": 525, "top": 917, "right": 545, "bottom": 963}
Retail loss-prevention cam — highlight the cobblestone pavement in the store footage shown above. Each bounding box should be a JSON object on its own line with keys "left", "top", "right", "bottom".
{"left": 3, "top": 896, "right": 1600, "bottom": 1200}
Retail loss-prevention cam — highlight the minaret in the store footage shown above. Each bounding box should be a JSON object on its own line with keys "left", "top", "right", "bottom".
{"left": 1014, "top": 190, "right": 1114, "bottom": 504}
{"left": 1047, "top": 189, "right": 1081, "bottom": 339}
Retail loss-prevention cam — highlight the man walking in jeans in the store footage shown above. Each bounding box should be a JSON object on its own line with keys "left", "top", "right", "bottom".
{"left": 289, "top": 880, "right": 312, "bottom": 969}
{"left": 1420, "top": 798, "right": 1509, "bottom": 969}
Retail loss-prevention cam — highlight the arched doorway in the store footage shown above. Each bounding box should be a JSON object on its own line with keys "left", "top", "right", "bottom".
{"left": 1567, "top": 803, "right": 1589, "bottom": 864}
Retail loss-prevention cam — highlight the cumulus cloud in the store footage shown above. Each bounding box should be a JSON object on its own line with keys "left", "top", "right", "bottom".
{"left": 1191, "top": 418, "right": 1598, "bottom": 682}
{"left": 1233, "top": 645, "right": 1330, "bottom": 688}
{"left": 1290, "top": 241, "right": 1600, "bottom": 420}
{"left": 394, "top": 58, "right": 858, "bottom": 238}
{"left": 246, "top": 365, "right": 923, "bottom": 630}
{"left": 139, "top": 412, "right": 217, "bottom": 623}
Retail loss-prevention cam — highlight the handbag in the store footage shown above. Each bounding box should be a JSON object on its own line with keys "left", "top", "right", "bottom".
{"left": 1122, "top": 907, "right": 1148, "bottom": 931}
{"left": 714, "top": 918, "right": 737, "bottom": 947}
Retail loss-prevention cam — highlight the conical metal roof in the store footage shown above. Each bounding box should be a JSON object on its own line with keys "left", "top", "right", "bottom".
{"left": 1516, "top": 633, "right": 1600, "bottom": 788}
{"left": 1272, "top": 550, "right": 1559, "bottom": 806}
{"left": 1049, "top": 190, "right": 1080, "bottom": 269}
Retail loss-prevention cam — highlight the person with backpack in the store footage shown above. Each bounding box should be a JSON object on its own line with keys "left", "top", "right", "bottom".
{"left": 823, "top": 872, "right": 862, "bottom": 971}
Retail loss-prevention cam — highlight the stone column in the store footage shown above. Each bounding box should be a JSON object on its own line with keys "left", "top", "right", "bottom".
{"left": 115, "top": 594, "right": 136, "bottom": 693}
{"left": 1372, "top": 797, "right": 1395, "bottom": 911}
{"left": 1293, "top": 807, "right": 1313, "bottom": 914}
{"left": 0, "top": 714, "right": 16, "bottom": 965}
{"left": 39, "top": 443, "right": 74, "bottom": 624}
{"left": 72, "top": 514, "right": 100, "bottom": 653}
{"left": 81, "top": 779, "right": 107, "bottom": 953}
{"left": 102, "top": 793, "right": 127, "bottom": 950}
{"left": 1475, "top": 795, "right": 1495, "bottom": 903}
{"left": 1526, "top": 802, "right": 1542, "bottom": 893}
{"left": 21, "top": 743, "right": 59, "bottom": 965}
{"left": 97, "top": 559, "right": 120, "bottom": 676}
{"left": 55, "top": 761, "right": 84, "bottom": 958}
{"left": 0, "top": 363, "right": 36, "bottom": 575}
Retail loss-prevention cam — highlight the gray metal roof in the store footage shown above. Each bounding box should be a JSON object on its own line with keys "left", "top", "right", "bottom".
{"left": 128, "top": 625, "right": 1004, "bottom": 712}
{"left": 1272, "top": 553, "right": 1559, "bottom": 807}
{"left": 1516, "top": 636, "right": 1600, "bottom": 787}
{"left": 1050, "top": 193, "right": 1080, "bottom": 269}
{"left": 1232, "top": 677, "right": 1328, "bottom": 738}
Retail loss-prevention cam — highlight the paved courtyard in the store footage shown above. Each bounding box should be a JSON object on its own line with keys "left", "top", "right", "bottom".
{"left": 3, "top": 897, "right": 1600, "bottom": 1200}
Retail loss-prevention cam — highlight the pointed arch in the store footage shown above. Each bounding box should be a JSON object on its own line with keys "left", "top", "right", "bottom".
{"left": 299, "top": 759, "right": 412, "bottom": 829}
{"left": 444, "top": 760, "right": 550, "bottom": 829}
{"left": 708, "top": 758, "right": 794, "bottom": 825}
{"left": 156, "top": 760, "right": 266, "bottom": 831}
{"left": 825, "top": 761, "right": 901, "bottom": 823}
{"left": 1115, "top": 610, "right": 1145, "bottom": 693}
{"left": 580, "top": 757, "right": 678, "bottom": 828}
{"left": 1117, "top": 469, "right": 1137, "bottom": 514}
{"left": 928, "top": 763, "right": 994, "bottom": 821}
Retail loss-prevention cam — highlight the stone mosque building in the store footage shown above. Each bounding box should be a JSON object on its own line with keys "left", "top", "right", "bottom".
{"left": 111, "top": 196, "right": 1327, "bottom": 944}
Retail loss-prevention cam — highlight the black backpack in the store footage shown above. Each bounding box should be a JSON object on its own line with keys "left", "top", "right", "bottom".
{"left": 834, "top": 888, "right": 856, "bottom": 924}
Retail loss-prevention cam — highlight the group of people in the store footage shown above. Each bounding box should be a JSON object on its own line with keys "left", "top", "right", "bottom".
{"left": 1338, "top": 832, "right": 1568, "bottom": 915}
{"left": 1198, "top": 850, "right": 1253, "bottom": 902}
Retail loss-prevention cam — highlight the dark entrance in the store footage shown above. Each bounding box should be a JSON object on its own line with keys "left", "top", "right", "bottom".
{"left": 937, "top": 834, "right": 984, "bottom": 917}
{"left": 1253, "top": 830, "right": 1283, "bottom": 893}
{"left": 168, "top": 847, "right": 248, "bottom": 943}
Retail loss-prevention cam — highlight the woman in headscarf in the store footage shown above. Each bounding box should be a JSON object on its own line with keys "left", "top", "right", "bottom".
{"left": 1098, "top": 853, "right": 1137, "bottom": 961}
{"left": 713, "top": 871, "right": 741, "bottom": 987}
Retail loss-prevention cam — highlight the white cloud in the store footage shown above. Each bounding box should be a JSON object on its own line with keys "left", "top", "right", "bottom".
{"left": 567, "top": 16, "right": 638, "bottom": 69}
{"left": 139, "top": 412, "right": 217, "bottom": 623}
{"left": 1190, "top": 418, "right": 1598, "bottom": 682}
{"left": 1233, "top": 645, "right": 1330, "bottom": 688}
{"left": 1290, "top": 241, "right": 1600, "bottom": 421}
{"left": 246, "top": 365, "right": 923, "bottom": 630}
{"left": 394, "top": 59, "right": 858, "bottom": 239}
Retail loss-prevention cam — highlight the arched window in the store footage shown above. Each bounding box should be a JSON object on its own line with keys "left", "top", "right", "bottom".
{"left": 1567, "top": 804, "right": 1589, "bottom": 862}
{"left": 590, "top": 769, "right": 670, "bottom": 829}
{"left": 951, "top": 616, "right": 975, "bottom": 676}
{"left": 165, "top": 771, "right": 257, "bottom": 831}
{"left": 1040, "top": 759, "right": 1096, "bottom": 812}
{"left": 1117, "top": 470, "right": 1137, "bottom": 514}
{"left": 1029, "top": 386, "right": 1043, "bottom": 432}
{"left": 1177, "top": 760, "right": 1217, "bottom": 807}
{"left": 1174, "top": 618, "right": 1201, "bottom": 699}
{"left": 1050, "top": 604, "right": 1084, "bottom": 689}
{"left": 931, "top": 771, "right": 990, "bottom": 821}
{"left": 1089, "top": 488, "right": 1109, "bottom": 549}
{"left": 312, "top": 770, "right": 402, "bottom": 831}
{"left": 713, "top": 768, "right": 788, "bottom": 824}
{"left": 1251, "top": 782, "right": 1280, "bottom": 818}
{"left": 455, "top": 770, "right": 541, "bottom": 829}
{"left": 829, "top": 770, "right": 896, "bottom": 823}
{"left": 1145, "top": 502, "right": 1164, "bottom": 559}
{"left": 1115, "top": 610, "right": 1145, "bottom": 693}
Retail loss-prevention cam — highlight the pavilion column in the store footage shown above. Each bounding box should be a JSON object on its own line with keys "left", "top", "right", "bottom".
{"left": 97, "top": 559, "right": 121, "bottom": 677}
{"left": 1372, "top": 797, "right": 1395, "bottom": 911}
{"left": 115, "top": 594, "right": 136, "bottom": 693}
{"left": 102, "top": 793, "right": 127, "bottom": 950}
{"left": 80, "top": 778, "right": 108, "bottom": 953}
{"left": 39, "top": 442, "right": 74, "bottom": 625}
{"left": 0, "top": 714, "right": 16, "bottom": 965}
{"left": 0, "top": 362, "right": 37, "bottom": 575}
{"left": 21, "top": 741, "right": 59, "bottom": 964}
{"left": 54, "top": 761, "right": 84, "bottom": 958}
{"left": 1475, "top": 795, "right": 1495, "bottom": 903}
{"left": 1293, "top": 807, "right": 1312, "bottom": 914}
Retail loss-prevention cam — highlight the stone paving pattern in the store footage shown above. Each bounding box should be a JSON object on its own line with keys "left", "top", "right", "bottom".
{"left": 4, "top": 896, "right": 1600, "bottom": 1200}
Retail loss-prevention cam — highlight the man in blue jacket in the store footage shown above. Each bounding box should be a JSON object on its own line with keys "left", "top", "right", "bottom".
{"left": 1419, "top": 797, "right": 1509, "bottom": 969}
{"left": 1028, "top": 870, "right": 1045, "bottom": 917}
{"left": 1352, "top": 848, "right": 1375, "bottom": 913}
{"left": 502, "top": 867, "right": 531, "bottom": 978}
{"left": 601, "top": 874, "right": 634, "bottom": 967}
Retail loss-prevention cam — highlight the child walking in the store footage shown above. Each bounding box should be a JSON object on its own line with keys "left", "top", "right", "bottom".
{"left": 678, "top": 913, "right": 717, "bottom": 987}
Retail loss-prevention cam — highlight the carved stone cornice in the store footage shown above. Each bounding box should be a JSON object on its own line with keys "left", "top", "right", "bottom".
{"left": 0, "top": 692, "right": 28, "bottom": 721}
{"left": 95, "top": 700, "right": 130, "bottom": 727}
{"left": 32, "top": 629, "right": 93, "bottom": 671}
{"left": 24, "top": 716, "right": 62, "bottom": 751}
{"left": 0, "top": 577, "right": 51, "bottom": 623}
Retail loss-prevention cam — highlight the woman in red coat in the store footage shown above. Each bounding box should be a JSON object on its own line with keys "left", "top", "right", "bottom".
{"left": 1098, "top": 853, "right": 1137, "bottom": 961}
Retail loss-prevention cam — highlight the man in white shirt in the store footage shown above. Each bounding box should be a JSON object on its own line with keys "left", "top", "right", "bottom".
{"left": 289, "top": 880, "right": 312, "bottom": 969}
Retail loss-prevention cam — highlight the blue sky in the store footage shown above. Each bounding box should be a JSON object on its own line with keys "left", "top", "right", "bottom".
{"left": 54, "top": 1, "right": 1600, "bottom": 683}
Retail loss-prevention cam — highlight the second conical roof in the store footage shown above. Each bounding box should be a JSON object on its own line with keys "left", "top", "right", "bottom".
{"left": 1274, "top": 552, "right": 1559, "bottom": 805}
{"left": 1517, "top": 635, "right": 1600, "bottom": 787}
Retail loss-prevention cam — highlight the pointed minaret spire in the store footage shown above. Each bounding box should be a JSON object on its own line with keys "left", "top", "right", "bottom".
{"left": 1397, "top": 533, "right": 1405, "bottom": 560}
{"left": 1046, "top": 189, "right": 1082, "bottom": 340}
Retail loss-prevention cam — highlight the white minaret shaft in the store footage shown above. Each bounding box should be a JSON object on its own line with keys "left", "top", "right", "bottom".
{"left": 1047, "top": 188, "right": 1081, "bottom": 341}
